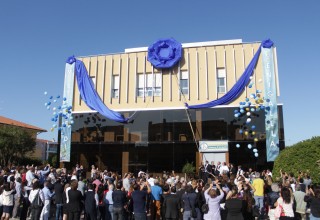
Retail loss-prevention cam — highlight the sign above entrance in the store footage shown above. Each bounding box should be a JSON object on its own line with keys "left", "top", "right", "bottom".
{"left": 199, "top": 141, "right": 229, "bottom": 153}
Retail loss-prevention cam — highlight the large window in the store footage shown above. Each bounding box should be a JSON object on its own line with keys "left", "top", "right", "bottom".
{"left": 217, "top": 68, "right": 226, "bottom": 93}
{"left": 180, "top": 71, "right": 189, "bottom": 95}
{"left": 137, "top": 73, "right": 162, "bottom": 97}
{"left": 154, "top": 73, "right": 162, "bottom": 96}
{"left": 112, "top": 75, "right": 119, "bottom": 98}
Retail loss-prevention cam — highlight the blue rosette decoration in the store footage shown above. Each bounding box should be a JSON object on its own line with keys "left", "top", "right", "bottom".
{"left": 147, "top": 38, "right": 182, "bottom": 69}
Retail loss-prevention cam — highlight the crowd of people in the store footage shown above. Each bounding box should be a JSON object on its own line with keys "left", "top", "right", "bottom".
{"left": 0, "top": 161, "right": 319, "bottom": 220}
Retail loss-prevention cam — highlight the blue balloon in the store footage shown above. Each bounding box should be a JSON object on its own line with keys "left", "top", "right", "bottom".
{"left": 239, "top": 129, "right": 243, "bottom": 134}
{"left": 245, "top": 98, "right": 249, "bottom": 102}
{"left": 234, "top": 109, "right": 239, "bottom": 114}
{"left": 49, "top": 96, "right": 53, "bottom": 99}
{"left": 57, "top": 95, "right": 60, "bottom": 98}
{"left": 63, "top": 97, "right": 67, "bottom": 101}
{"left": 251, "top": 125, "right": 256, "bottom": 130}
{"left": 47, "top": 102, "right": 51, "bottom": 105}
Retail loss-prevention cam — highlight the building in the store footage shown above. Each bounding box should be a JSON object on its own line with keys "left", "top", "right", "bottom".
{"left": 65, "top": 39, "right": 285, "bottom": 175}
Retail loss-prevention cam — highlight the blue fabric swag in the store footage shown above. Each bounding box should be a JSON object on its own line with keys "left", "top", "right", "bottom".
{"left": 186, "top": 39, "right": 274, "bottom": 109}
{"left": 66, "top": 56, "right": 129, "bottom": 123}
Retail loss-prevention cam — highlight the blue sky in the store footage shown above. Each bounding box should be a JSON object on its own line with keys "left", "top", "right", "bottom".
{"left": 0, "top": 1, "right": 319, "bottom": 146}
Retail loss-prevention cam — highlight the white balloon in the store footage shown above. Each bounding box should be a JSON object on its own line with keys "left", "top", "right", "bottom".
{"left": 246, "top": 112, "right": 251, "bottom": 116}
{"left": 254, "top": 153, "right": 259, "bottom": 157}
{"left": 248, "top": 144, "right": 252, "bottom": 149}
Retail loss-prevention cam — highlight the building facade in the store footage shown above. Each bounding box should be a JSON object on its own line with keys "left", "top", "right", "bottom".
{"left": 67, "top": 39, "right": 284, "bottom": 174}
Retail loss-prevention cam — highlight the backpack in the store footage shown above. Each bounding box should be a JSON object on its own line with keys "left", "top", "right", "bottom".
{"left": 31, "top": 190, "right": 43, "bottom": 209}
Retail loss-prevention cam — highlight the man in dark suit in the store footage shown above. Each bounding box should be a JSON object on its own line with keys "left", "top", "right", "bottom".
{"left": 68, "top": 180, "right": 83, "bottom": 220}
{"left": 162, "top": 186, "right": 181, "bottom": 220}
{"left": 54, "top": 178, "right": 64, "bottom": 220}
{"left": 84, "top": 183, "right": 97, "bottom": 220}
{"left": 204, "top": 161, "right": 212, "bottom": 183}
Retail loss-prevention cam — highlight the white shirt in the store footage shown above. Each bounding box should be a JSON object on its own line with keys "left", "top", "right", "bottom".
{"left": 148, "top": 177, "right": 155, "bottom": 186}
{"left": 26, "top": 170, "right": 35, "bottom": 187}
{"left": 123, "top": 178, "right": 130, "bottom": 192}
{"left": 219, "top": 165, "right": 229, "bottom": 175}
{"left": 2, "top": 190, "right": 15, "bottom": 206}
{"left": 28, "top": 189, "right": 44, "bottom": 204}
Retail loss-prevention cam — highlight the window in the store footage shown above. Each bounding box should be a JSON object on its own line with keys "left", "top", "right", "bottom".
{"left": 112, "top": 75, "right": 119, "bottom": 98}
{"left": 137, "top": 74, "right": 145, "bottom": 97}
{"left": 137, "top": 73, "right": 162, "bottom": 97}
{"left": 180, "top": 71, "right": 189, "bottom": 95}
{"left": 154, "top": 73, "right": 162, "bottom": 96}
{"left": 217, "top": 68, "right": 226, "bottom": 93}
{"left": 146, "top": 74, "right": 153, "bottom": 96}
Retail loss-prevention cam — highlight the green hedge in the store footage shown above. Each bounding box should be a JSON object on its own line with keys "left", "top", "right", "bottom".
{"left": 273, "top": 136, "right": 320, "bottom": 184}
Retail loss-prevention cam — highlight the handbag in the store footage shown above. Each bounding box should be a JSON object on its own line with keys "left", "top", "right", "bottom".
{"left": 201, "top": 198, "right": 209, "bottom": 214}
{"left": 274, "top": 204, "right": 283, "bottom": 218}
{"left": 252, "top": 206, "right": 260, "bottom": 217}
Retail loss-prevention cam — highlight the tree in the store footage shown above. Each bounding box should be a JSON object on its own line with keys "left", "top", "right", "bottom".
{"left": 0, "top": 125, "right": 36, "bottom": 165}
{"left": 182, "top": 161, "right": 196, "bottom": 179}
{"left": 273, "top": 136, "right": 320, "bottom": 184}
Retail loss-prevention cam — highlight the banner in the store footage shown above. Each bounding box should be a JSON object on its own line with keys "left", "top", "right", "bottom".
{"left": 262, "top": 47, "right": 279, "bottom": 162}
{"left": 60, "top": 63, "right": 75, "bottom": 162}
{"left": 199, "top": 141, "right": 229, "bottom": 153}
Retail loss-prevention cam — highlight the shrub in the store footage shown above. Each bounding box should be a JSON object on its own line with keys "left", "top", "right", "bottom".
{"left": 273, "top": 136, "right": 320, "bottom": 184}
{"left": 182, "top": 161, "right": 195, "bottom": 175}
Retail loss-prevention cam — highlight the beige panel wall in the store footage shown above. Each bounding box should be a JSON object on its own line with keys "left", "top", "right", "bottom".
{"left": 72, "top": 42, "right": 266, "bottom": 112}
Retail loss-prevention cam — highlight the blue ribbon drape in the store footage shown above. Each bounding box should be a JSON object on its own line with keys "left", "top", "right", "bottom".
{"left": 186, "top": 39, "right": 273, "bottom": 109}
{"left": 66, "top": 56, "right": 129, "bottom": 123}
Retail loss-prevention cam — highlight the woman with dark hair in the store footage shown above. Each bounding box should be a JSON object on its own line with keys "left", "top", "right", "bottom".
{"left": 28, "top": 181, "right": 44, "bottom": 220}
{"left": 304, "top": 186, "right": 320, "bottom": 220}
{"left": 62, "top": 183, "right": 70, "bottom": 220}
{"left": 68, "top": 180, "right": 83, "bottom": 220}
{"left": 97, "top": 184, "right": 106, "bottom": 220}
{"left": 241, "top": 188, "right": 255, "bottom": 220}
{"left": 1, "top": 182, "right": 15, "bottom": 220}
{"left": 225, "top": 186, "right": 243, "bottom": 220}
{"left": 203, "top": 181, "right": 224, "bottom": 220}
{"left": 275, "top": 186, "right": 295, "bottom": 219}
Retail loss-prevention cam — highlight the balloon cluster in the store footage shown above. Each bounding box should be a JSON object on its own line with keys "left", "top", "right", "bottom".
{"left": 235, "top": 143, "right": 259, "bottom": 157}
{"left": 44, "top": 91, "right": 74, "bottom": 133}
{"left": 234, "top": 77, "right": 269, "bottom": 158}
